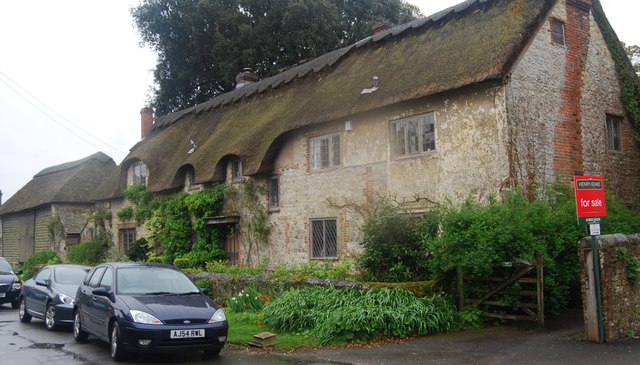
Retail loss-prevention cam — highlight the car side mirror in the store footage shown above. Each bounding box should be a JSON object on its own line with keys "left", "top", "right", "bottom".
{"left": 15, "top": 269, "right": 23, "bottom": 276}
{"left": 35, "top": 279, "right": 49, "bottom": 287}
{"left": 199, "top": 287, "right": 210, "bottom": 295}
{"left": 92, "top": 287, "right": 112, "bottom": 298}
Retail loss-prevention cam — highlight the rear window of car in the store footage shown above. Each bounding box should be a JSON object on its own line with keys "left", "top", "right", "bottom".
{"left": 0, "top": 259, "right": 13, "bottom": 273}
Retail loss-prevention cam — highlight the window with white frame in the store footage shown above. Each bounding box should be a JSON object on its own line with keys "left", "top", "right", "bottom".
{"left": 309, "top": 134, "right": 340, "bottom": 170}
{"left": 391, "top": 113, "right": 436, "bottom": 157}
{"left": 311, "top": 218, "right": 337, "bottom": 259}
{"left": 551, "top": 19, "right": 565, "bottom": 46}
{"left": 131, "top": 161, "right": 147, "bottom": 186}
{"left": 606, "top": 115, "right": 622, "bottom": 151}
{"left": 268, "top": 177, "right": 279, "bottom": 210}
{"left": 231, "top": 158, "right": 243, "bottom": 181}
{"left": 119, "top": 228, "right": 136, "bottom": 253}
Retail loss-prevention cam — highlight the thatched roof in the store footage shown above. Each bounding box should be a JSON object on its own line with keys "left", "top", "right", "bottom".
{"left": 102, "top": 0, "right": 617, "bottom": 197}
{"left": 0, "top": 152, "right": 117, "bottom": 215}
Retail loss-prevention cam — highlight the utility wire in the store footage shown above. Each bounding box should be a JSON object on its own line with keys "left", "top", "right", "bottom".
{"left": 0, "top": 70, "right": 128, "bottom": 160}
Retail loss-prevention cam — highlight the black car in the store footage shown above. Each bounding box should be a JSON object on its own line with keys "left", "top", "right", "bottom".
{"left": 0, "top": 257, "right": 22, "bottom": 308}
{"left": 73, "top": 262, "right": 228, "bottom": 361}
{"left": 18, "top": 264, "right": 91, "bottom": 330}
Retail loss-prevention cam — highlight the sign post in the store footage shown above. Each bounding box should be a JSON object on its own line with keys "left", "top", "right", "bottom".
{"left": 574, "top": 176, "right": 606, "bottom": 343}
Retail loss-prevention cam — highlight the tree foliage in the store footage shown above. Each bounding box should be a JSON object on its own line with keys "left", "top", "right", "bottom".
{"left": 132, "top": 0, "right": 420, "bottom": 115}
{"left": 625, "top": 43, "right": 640, "bottom": 76}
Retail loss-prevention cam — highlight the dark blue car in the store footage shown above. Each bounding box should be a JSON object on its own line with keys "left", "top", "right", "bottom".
{"left": 19, "top": 264, "right": 90, "bottom": 330}
{"left": 0, "top": 257, "right": 22, "bottom": 308}
{"left": 73, "top": 262, "right": 228, "bottom": 361}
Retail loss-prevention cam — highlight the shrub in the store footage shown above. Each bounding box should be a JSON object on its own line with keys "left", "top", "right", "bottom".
{"left": 358, "top": 203, "right": 436, "bottom": 282}
{"left": 173, "top": 257, "right": 190, "bottom": 269}
{"left": 67, "top": 239, "right": 109, "bottom": 265}
{"left": 127, "top": 238, "right": 149, "bottom": 262}
{"left": 22, "top": 251, "right": 61, "bottom": 280}
{"left": 426, "top": 185, "right": 640, "bottom": 315}
{"left": 263, "top": 286, "right": 455, "bottom": 345}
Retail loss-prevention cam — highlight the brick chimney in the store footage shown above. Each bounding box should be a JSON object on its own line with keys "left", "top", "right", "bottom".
{"left": 140, "top": 106, "right": 154, "bottom": 139}
{"left": 235, "top": 68, "right": 259, "bottom": 89}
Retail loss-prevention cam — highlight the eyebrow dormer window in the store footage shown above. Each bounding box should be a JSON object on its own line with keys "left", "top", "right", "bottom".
{"left": 231, "top": 158, "right": 243, "bottom": 181}
{"left": 130, "top": 161, "right": 147, "bottom": 186}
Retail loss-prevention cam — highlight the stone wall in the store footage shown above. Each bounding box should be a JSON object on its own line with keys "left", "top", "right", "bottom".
{"left": 260, "top": 82, "right": 509, "bottom": 267}
{"left": 507, "top": 0, "right": 640, "bottom": 203}
{"left": 579, "top": 234, "right": 640, "bottom": 342}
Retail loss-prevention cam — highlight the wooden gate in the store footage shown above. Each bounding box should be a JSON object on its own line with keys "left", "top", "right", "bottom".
{"left": 457, "top": 252, "right": 544, "bottom": 327}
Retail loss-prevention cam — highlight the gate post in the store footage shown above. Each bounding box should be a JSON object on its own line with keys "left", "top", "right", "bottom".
{"left": 536, "top": 252, "right": 544, "bottom": 327}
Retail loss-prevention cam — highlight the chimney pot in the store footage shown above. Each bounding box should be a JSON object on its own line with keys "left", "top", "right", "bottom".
{"left": 140, "top": 106, "right": 154, "bottom": 139}
{"left": 235, "top": 68, "right": 259, "bottom": 89}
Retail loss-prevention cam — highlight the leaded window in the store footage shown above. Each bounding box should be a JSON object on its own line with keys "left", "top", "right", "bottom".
{"left": 311, "top": 218, "right": 337, "bottom": 259}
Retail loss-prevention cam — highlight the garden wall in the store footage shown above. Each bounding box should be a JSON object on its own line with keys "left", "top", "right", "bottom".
{"left": 579, "top": 233, "right": 640, "bottom": 342}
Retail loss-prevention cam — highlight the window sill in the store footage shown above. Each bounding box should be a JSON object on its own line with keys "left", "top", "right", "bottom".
{"left": 392, "top": 150, "right": 437, "bottom": 160}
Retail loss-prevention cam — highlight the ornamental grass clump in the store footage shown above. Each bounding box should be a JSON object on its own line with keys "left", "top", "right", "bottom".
{"left": 263, "top": 286, "right": 455, "bottom": 345}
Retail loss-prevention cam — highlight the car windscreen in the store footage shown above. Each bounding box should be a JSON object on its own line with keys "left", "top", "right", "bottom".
{"left": 54, "top": 267, "right": 89, "bottom": 285}
{"left": 0, "top": 260, "right": 13, "bottom": 274}
{"left": 116, "top": 266, "right": 199, "bottom": 295}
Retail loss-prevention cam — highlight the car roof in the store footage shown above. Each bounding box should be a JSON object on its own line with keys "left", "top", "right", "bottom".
{"left": 46, "top": 264, "right": 92, "bottom": 270}
{"left": 96, "top": 262, "right": 176, "bottom": 269}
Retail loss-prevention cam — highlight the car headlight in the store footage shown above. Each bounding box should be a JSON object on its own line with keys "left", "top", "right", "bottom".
{"left": 208, "top": 308, "right": 226, "bottom": 323}
{"left": 12, "top": 282, "right": 22, "bottom": 291}
{"left": 130, "top": 310, "right": 163, "bottom": 325}
{"left": 58, "top": 293, "right": 74, "bottom": 305}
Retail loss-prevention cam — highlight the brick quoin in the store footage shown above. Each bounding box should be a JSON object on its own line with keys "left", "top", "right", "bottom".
{"left": 554, "top": 0, "right": 592, "bottom": 181}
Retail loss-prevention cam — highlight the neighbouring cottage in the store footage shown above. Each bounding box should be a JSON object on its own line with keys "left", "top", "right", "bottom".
{"left": 67, "top": 0, "right": 640, "bottom": 266}
{"left": 0, "top": 152, "right": 117, "bottom": 264}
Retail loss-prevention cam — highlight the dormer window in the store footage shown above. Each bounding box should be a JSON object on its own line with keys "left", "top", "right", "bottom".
{"left": 130, "top": 161, "right": 147, "bottom": 186}
{"left": 231, "top": 158, "right": 243, "bottom": 181}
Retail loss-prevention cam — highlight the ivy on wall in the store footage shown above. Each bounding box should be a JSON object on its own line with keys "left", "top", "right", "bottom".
{"left": 593, "top": 1, "right": 640, "bottom": 137}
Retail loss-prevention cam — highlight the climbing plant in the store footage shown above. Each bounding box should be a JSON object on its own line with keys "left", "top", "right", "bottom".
{"left": 225, "top": 180, "right": 272, "bottom": 266}
{"left": 117, "top": 183, "right": 154, "bottom": 223}
{"left": 146, "top": 186, "right": 227, "bottom": 267}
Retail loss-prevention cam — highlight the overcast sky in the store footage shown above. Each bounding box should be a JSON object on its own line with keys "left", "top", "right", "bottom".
{"left": 0, "top": 0, "right": 637, "bottom": 202}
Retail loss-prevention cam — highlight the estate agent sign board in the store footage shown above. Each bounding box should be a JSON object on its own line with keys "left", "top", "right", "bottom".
{"left": 574, "top": 175, "right": 607, "bottom": 226}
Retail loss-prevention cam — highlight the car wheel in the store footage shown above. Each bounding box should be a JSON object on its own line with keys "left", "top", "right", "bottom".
{"left": 73, "top": 311, "right": 89, "bottom": 342}
{"left": 110, "top": 322, "right": 127, "bottom": 361}
{"left": 18, "top": 297, "right": 32, "bottom": 323}
{"left": 45, "top": 302, "right": 57, "bottom": 331}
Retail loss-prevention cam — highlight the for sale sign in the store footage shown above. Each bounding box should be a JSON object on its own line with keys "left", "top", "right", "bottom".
{"left": 574, "top": 176, "right": 607, "bottom": 224}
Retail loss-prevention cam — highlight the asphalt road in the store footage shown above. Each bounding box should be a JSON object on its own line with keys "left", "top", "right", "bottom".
{"left": 2, "top": 303, "right": 639, "bottom": 365}
{"left": 0, "top": 304, "right": 338, "bottom": 365}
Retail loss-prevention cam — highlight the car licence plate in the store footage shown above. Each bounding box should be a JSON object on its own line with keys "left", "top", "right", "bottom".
{"left": 170, "top": 329, "right": 205, "bottom": 339}
{"left": 0, "top": 293, "right": 5, "bottom": 298}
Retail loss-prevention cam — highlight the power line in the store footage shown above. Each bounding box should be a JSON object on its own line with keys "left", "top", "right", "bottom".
{"left": 0, "top": 70, "right": 128, "bottom": 160}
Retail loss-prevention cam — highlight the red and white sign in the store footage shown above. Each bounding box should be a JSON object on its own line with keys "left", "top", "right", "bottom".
{"left": 574, "top": 176, "right": 607, "bottom": 223}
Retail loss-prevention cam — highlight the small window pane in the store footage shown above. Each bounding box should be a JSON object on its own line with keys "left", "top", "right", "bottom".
{"left": 311, "top": 219, "right": 338, "bottom": 259}
{"left": 606, "top": 115, "right": 622, "bottom": 151}
{"left": 392, "top": 113, "right": 436, "bottom": 157}
{"left": 132, "top": 162, "right": 147, "bottom": 186}
{"left": 551, "top": 19, "right": 565, "bottom": 46}
{"left": 269, "top": 177, "right": 279, "bottom": 209}
{"left": 310, "top": 134, "right": 340, "bottom": 170}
